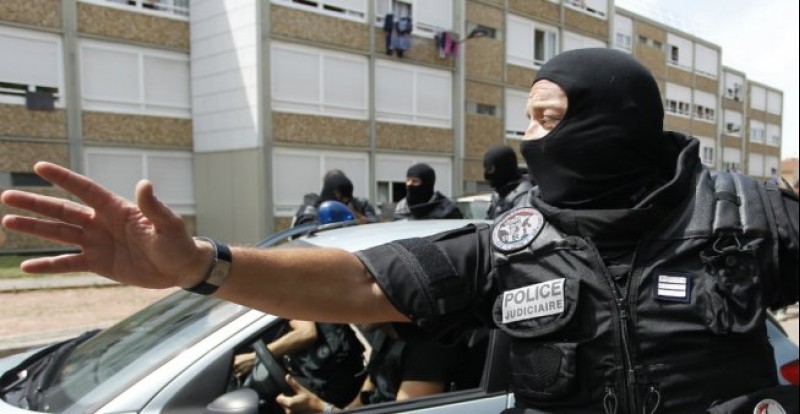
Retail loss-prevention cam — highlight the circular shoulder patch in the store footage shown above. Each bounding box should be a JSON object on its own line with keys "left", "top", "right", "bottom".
{"left": 492, "top": 207, "right": 545, "bottom": 253}
{"left": 754, "top": 399, "right": 786, "bottom": 414}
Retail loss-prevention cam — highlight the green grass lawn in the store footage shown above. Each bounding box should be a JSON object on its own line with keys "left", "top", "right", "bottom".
{"left": 0, "top": 256, "right": 39, "bottom": 279}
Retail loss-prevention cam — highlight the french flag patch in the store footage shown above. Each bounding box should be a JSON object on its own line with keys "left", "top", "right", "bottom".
{"left": 655, "top": 273, "right": 691, "bottom": 302}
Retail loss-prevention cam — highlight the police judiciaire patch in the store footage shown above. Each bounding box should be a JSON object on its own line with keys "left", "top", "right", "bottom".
{"left": 502, "top": 279, "right": 566, "bottom": 324}
{"left": 491, "top": 207, "right": 545, "bottom": 253}
{"left": 754, "top": 399, "right": 786, "bottom": 414}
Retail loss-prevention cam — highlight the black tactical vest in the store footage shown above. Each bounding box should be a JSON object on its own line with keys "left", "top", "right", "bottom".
{"left": 489, "top": 170, "right": 780, "bottom": 413}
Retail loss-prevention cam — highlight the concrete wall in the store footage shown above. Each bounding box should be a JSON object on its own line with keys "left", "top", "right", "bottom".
{"left": 77, "top": 2, "right": 189, "bottom": 50}
{"left": 273, "top": 113, "right": 369, "bottom": 148}
{"left": 0, "top": 0, "right": 61, "bottom": 29}
{"left": 271, "top": 4, "right": 369, "bottom": 52}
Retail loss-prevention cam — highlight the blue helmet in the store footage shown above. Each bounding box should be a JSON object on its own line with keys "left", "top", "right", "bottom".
{"left": 317, "top": 200, "right": 355, "bottom": 225}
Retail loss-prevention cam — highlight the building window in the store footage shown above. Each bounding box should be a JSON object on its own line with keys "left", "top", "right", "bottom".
{"left": 84, "top": 148, "right": 194, "bottom": 214}
{"left": 697, "top": 136, "right": 715, "bottom": 167}
{"left": 80, "top": 40, "right": 190, "bottom": 118}
{"left": 722, "top": 147, "right": 742, "bottom": 173}
{"left": 466, "top": 102, "right": 499, "bottom": 117}
{"left": 375, "top": 0, "right": 454, "bottom": 36}
{"left": 749, "top": 153, "right": 765, "bottom": 177}
{"left": 0, "top": 27, "right": 64, "bottom": 107}
{"left": 766, "top": 91, "right": 782, "bottom": 115}
{"left": 767, "top": 123, "right": 781, "bottom": 147}
{"left": 724, "top": 74, "right": 744, "bottom": 102}
{"left": 750, "top": 85, "right": 766, "bottom": 111}
{"left": 505, "top": 88, "right": 528, "bottom": 139}
{"left": 667, "top": 33, "right": 693, "bottom": 70}
{"left": 272, "top": 42, "right": 368, "bottom": 120}
{"left": 563, "top": 30, "right": 606, "bottom": 51}
{"left": 693, "top": 90, "right": 716, "bottom": 122}
{"left": 273, "top": 0, "right": 367, "bottom": 22}
{"left": 86, "top": 0, "right": 189, "bottom": 18}
{"left": 614, "top": 14, "right": 633, "bottom": 52}
{"left": 7, "top": 172, "right": 52, "bottom": 187}
{"left": 466, "top": 22, "right": 498, "bottom": 40}
{"left": 507, "top": 14, "right": 559, "bottom": 68}
{"left": 665, "top": 83, "right": 691, "bottom": 117}
{"left": 694, "top": 44, "right": 718, "bottom": 78}
{"left": 376, "top": 60, "right": 452, "bottom": 128}
{"left": 750, "top": 120, "right": 765, "bottom": 143}
{"left": 564, "top": 0, "right": 607, "bottom": 19}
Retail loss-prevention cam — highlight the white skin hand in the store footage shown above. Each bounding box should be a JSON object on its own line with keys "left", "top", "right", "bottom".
{"left": 276, "top": 375, "right": 329, "bottom": 413}
{"left": 0, "top": 162, "right": 207, "bottom": 289}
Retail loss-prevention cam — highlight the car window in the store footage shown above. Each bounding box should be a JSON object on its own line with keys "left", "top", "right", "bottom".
{"left": 40, "top": 291, "right": 247, "bottom": 413}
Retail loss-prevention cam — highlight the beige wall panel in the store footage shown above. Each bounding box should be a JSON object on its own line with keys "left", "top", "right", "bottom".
{"left": 376, "top": 123, "right": 453, "bottom": 153}
{"left": 83, "top": 112, "right": 192, "bottom": 148}
{"left": 666, "top": 66, "right": 693, "bottom": 86}
{"left": 748, "top": 109, "right": 767, "bottom": 121}
{"left": 77, "top": 3, "right": 189, "bottom": 50}
{"left": 272, "top": 5, "right": 369, "bottom": 52}
{"left": 0, "top": 141, "right": 68, "bottom": 171}
{"left": 635, "top": 21, "right": 666, "bottom": 43}
{"left": 467, "top": 1, "right": 504, "bottom": 28}
{"left": 465, "top": 114, "right": 503, "bottom": 158}
{"left": 466, "top": 81, "right": 502, "bottom": 106}
{"left": 564, "top": 10, "right": 609, "bottom": 38}
{"left": 635, "top": 47, "right": 666, "bottom": 76}
{"left": 508, "top": 0, "right": 559, "bottom": 23}
{"left": 0, "top": 0, "right": 60, "bottom": 28}
{"left": 692, "top": 121, "right": 716, "bottom": 137}
{"left": 694, "top": 76, "right": 718, "bottom": 94}
{"left": 0, "top": 105, "right": 66, "bottom": 139}
{"left": 722, "top": 137, "right": 742, "bottom": 148}
{"left": 274, "top": 217, "right": 293, "bottom": 233}
{"left": 507, "top": 64, "right": 536, "bottom": 89}
{"left": 748, "top": 142, "right": 768, "bottom": 154}
{"left": 722, "top": 98, "right": 745, "bottom": 111}
{"left": 371, "top": 28, "right": 455, "bottom": 68}
{"left": 273, "top": 113, "right": 369, "bottom": 147}
{"left": 506, "top": 139, "right": 522, "bottom": 154}
{"left": 463, "top": 158, "right": 484, "bottom": 182}
{"left": 472, "top": 0, "right": 504, "bottom": 8}
{"left": 664, "top": 115, "right": 691, "bottom": 133}
{"left": 465, "top": 38, "right": 504, "bottom": 81}
{"left": 765, "top": 113, "right": 782, "bottom": 125}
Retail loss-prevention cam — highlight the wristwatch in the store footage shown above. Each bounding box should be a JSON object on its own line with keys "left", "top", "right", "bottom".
{"left": 184, "top": 237, "right": 232, "bottom": 295}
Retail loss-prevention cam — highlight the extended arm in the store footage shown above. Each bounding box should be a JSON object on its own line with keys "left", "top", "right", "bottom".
{"left": 0, "top": 162, "right": 407, "bottom": 324}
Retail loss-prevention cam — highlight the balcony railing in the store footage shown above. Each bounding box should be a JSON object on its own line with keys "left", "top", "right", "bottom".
{"left": 87, "top": 0, "right": 189, "bottom": 18}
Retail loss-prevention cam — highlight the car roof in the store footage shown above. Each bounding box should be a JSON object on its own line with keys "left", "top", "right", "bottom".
{"left": 296, "top": 219, "right": 488, "bottom": 252}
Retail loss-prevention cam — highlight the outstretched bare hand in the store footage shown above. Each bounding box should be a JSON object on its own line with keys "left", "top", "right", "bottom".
{"left": 0, "top": 162, "right": 207, "bottom": 289}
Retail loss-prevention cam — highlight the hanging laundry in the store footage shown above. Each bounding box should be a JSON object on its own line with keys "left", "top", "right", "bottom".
{"left": 383, "top": 13, "right": 395, "bottom": 55}
{"left": 393, "top": 16, "right": 413, "bottom": 58}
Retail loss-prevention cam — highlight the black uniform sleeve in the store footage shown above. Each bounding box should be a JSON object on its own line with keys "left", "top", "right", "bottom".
{"left": 766, "top": 185, "right": 799, "bottom": 309}
{"left": 355, "top": 223, "right": 495, "bottom": 342}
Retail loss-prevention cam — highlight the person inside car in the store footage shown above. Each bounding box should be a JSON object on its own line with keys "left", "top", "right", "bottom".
{"left": 293, "top": 170, "right": 378, "bottom": 227}
{"left": 3, "top": 48, "right": 798, "bottom": 413}
{"left": 393, "top": 163, "right": 463, "bottom": 220}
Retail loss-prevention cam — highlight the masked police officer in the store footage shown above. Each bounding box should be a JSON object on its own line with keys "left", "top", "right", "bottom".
{"left": 483, "top": 145, "right": 534, "bottom": 219}
{"left": 393, "top": 163, "right": 463, "bottom": 220}
{"left": 3, "top": 49, "right": 798, "bottom": 414}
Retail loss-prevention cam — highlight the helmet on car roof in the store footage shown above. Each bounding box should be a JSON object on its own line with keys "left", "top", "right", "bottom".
{"left": 317, "top": 200, "right": 355, "bottom": 225}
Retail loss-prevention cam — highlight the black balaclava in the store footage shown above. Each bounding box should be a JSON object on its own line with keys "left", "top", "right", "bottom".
{"left": 483, "top": 145, "right": 522, "bottom": 195}
{"left": 405, "top": 163, "right": 436, "bottom": 207}
{"left": 519, "top": 48, "right": 679, "bottom": 210}
{"left": 320, "top": 172, "right": 354, "bottom": 203}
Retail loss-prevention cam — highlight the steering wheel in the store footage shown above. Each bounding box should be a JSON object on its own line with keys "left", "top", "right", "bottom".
{"left": 251, "top": 340, "right": 295, "bottom": 398}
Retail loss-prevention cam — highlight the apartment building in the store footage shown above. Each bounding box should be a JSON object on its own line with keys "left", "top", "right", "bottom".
{"left": 0, "top": 0, "right": 786, "bottom": 251}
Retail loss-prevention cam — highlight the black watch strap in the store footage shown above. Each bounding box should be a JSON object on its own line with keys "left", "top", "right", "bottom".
{"left": 184, "top": 237, "right": 232, "bottom": 296}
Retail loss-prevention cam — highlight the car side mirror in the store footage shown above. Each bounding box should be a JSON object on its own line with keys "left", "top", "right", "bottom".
{"left": 205, "top": 388, "right": 260, "bottom": 414}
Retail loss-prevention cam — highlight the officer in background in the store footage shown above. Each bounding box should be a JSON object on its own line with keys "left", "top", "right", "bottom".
{"left": 293, "top": 170, "right": 378, "bottom": 227}
{"left": 393, "top": 163, "right": 463, "bottom": 220}
{"left": 4, "top": 49, "right": 798, "bottom": 413}
{"left": 483, "top": 145, "right": 534, "bottom": 219}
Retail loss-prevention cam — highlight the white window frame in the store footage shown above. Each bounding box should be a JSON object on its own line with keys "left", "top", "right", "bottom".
{"left": 614, "top": 14, "right": 633, "bottom": 52}
{"left": 564, "top": 0, "right": 607, "bottom": 19}
{"left": 750, "top": 120, "right": 765, "bottom": 143}
{"left": 693, "top": 44, "right": 718, "bottom": 78}
{"left": 272, "top": 148, "right": 370, "bottom": 217}
{"left": 375, "top": 0, "right": 454, "bottom": 38}
{"left": 766, "top": 123, "right": 781, "bottom": 147}
{"left": 271, "top": 42, "right": 369, "bottom": 120}
{"left": 697, "top": 136, "right": 715, "bottom": 167}
{"left": 506, "top": 14, "right": 559, "bottom": 69}
{"left": 84, "top": 147, "right": 195, "bottom": 214}
{"left": 505, "top": 88, "right": 529, "bottom": 139}
{"left": 667, "top": 33, "right": 693, "bottom": 70}
{"left": 722, "top": 147, "right": 742, "bottom": 173}
{"left": 375, "top": 59, "right": 452, "bottom": 128}
{"left": 0, "top": 26, "right": 65, "bottom": 107}
{"left": 724, "top": 72, "right": 744, "bottom": 102}
{"left": 693, "top": 90, "right": 716, "bottom": 123}
{"left": 723, "top": 109, "right": 742, "bottom": 137}
{"left": 750, "top": 85, "right": 766, "bottom": 111}
{"left": 665, "top": 82, "right": 691, "bottom": 118}
{"left": 79, "top": 0, "right": 189, "bottom": 20}
{"left": 272, "top": 0, "right": 367, "bottom": 23}
{"left": 80, "top": 39, "right": 191, "bottom": 118}
{"left": 766, "top": 91, "right": 782, "bottom": 115}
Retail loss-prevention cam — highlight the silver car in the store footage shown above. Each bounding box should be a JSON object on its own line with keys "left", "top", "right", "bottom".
{"left": 0, "top": 220, "right": 796, "bottom": 414}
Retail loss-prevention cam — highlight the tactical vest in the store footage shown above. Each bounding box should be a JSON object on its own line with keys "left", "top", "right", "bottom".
{"left": 489, "top": 170, "right": 780, "bottom": 413}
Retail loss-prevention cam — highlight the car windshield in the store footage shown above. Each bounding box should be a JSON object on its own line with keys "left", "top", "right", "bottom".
{"left": 37, "top": 290, "right": 247, "bottom": 412}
